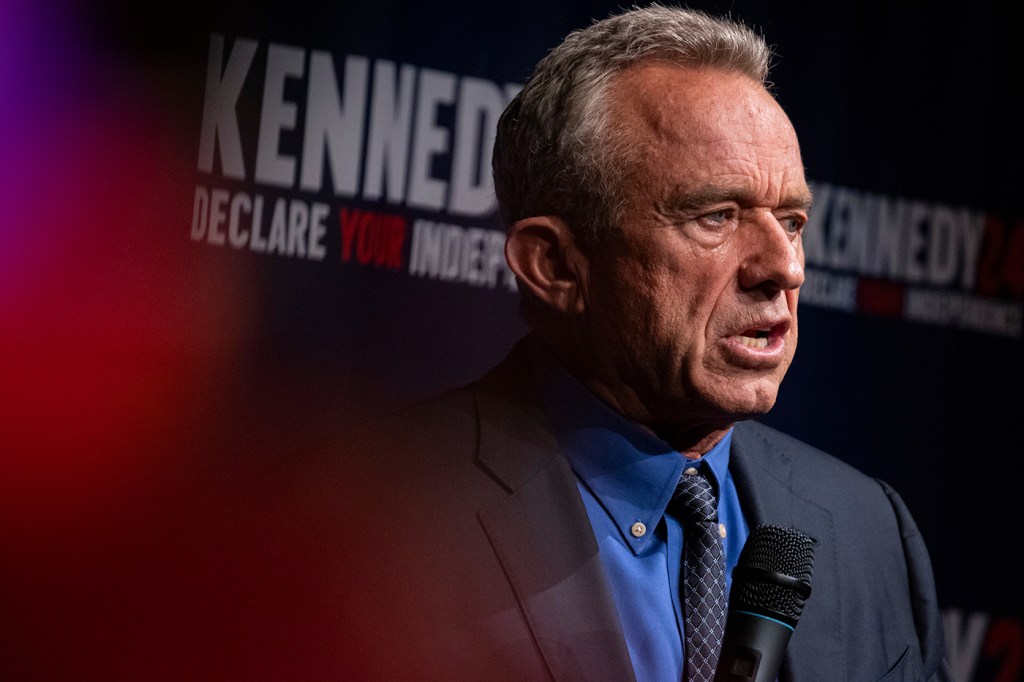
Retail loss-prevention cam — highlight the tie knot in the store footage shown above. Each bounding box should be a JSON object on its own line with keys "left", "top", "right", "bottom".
{"left": 672, "top": 466, "right": 718, "bottom": 523}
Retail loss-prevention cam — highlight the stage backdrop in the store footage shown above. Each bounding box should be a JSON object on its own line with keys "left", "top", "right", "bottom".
{"left": 3, "top": 1, "right": 1022, "bottom": 680}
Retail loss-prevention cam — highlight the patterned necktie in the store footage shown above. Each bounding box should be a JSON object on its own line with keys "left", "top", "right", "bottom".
{"left": 672, "top": 465, "right": 727, "bottom": 682}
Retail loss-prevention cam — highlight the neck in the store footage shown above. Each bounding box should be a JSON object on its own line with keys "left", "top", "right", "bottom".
{"left": 536, "top": 333, "right": 737, "bottom": 455}
{"left": 652, "top": 423, "right": 733, "bottom": 457}
{"left": 575, "top": 373, "right": 735, "bottom": 455}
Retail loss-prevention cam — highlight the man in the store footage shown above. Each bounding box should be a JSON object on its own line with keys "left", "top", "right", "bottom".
{"left": 339, "top": 6, "right": 951, "bottom": 681}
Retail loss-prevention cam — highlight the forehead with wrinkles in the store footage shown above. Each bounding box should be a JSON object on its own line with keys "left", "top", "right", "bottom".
{"left": 606, "top": 62, "right": 808, "bottom": 209}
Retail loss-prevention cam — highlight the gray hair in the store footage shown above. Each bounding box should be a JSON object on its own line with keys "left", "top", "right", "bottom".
{"left": 492, "top": 4, "right": 772, "bottom": 248}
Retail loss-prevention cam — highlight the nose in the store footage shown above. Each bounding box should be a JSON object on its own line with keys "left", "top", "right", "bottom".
{"left": 737, "top": 215, "right": 805, "bottom": 295}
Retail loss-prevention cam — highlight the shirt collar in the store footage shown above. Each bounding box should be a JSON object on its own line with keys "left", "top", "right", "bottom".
{"left": 538, "top": 353, "right": 733, "bottom": 554}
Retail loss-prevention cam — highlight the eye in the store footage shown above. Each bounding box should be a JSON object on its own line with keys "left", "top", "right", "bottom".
{"left": 780, "top": 216, "right": 805, "bottom": 234}
{"left": 700, "top": 209, "right": 732, "bottom": 226}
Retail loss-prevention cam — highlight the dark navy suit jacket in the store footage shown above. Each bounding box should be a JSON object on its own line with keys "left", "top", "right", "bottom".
{"left": 340, "top": 338, "right": 952, "bottom": 681}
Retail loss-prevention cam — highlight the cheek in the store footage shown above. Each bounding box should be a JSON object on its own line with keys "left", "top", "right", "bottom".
{"left": 585, "top": 266, "right": 661, "bottom": 351}
{"left": 597, "top": 245, "right": 715, "bottom": 346}
{"left": 644, "top": 285, "right": 708, "bottom": 369}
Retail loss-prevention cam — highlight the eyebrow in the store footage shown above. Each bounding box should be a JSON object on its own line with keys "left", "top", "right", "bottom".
{"left": 659, "top": 183, "right": 815, "bottom": 214}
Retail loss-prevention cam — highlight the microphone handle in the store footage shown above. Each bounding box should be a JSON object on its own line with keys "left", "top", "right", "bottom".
{"left": 714, "top": 610, "right": 794, "bottom": 682}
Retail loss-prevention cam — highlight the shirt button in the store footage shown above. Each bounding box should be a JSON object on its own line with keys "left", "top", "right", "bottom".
{"left": 631, "top": 521, "right": 647, "bottom": 538}
{"left": 719, "top": 523, "right": 727, "bottom": 538}
{"left": 683, "top": 467, "right": 699, "bottom": 476}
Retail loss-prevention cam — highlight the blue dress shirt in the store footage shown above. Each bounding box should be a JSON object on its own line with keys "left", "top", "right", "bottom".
{"left": 539, "top": 357, "right": 749, "bottom": 682}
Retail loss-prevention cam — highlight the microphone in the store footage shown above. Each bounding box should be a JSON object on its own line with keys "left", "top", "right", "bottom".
{"left": 714, "top": 524, "right": 816, "bottom": 682}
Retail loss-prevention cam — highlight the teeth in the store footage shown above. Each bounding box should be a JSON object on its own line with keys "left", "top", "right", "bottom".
{"left": 739, "top": 335, "right": 769, "bottom": 349}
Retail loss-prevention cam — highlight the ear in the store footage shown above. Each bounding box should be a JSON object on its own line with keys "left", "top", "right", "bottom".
{"left": 505, "top": 216, "right": 588, "bottom": 314}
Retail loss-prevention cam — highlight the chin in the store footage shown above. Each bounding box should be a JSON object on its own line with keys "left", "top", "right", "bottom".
{"left": 702, "top": 379, "right": 781, "bottom": 420}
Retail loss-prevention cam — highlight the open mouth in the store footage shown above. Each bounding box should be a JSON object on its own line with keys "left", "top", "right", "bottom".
{"left": 738, "top": 329, "right": 770, "bottom": 349}
{"left": 735, "top": 323, "right": 786, "bottom": 350}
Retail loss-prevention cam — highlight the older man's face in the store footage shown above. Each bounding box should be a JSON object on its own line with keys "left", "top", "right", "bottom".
{"left": 578, "top": 63, "right": 811, "bottom": 436}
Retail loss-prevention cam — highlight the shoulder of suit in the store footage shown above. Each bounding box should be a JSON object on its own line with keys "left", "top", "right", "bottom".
{"left": 350, "top": 385, "right": 478, "bottom": 457}
{"left": 733, "top": 419, "right": 895, "bottom": 507}
{"left": 355, "top": 337, "right": 538, "bottom": 439}
{"left": 733, "top": 420, "right": 919, "bottom": 578}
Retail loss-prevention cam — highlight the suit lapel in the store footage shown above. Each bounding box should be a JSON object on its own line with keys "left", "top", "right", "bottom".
{"left": 471, "top": 348, "right": 636, "bottom": 682}
{"left": 730, "top": 422, "right": 845, "bottom": 681}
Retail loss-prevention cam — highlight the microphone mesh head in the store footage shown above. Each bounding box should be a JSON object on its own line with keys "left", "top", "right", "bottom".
{"left": 732, "top": 524, "right": 815, "bottom": 622}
